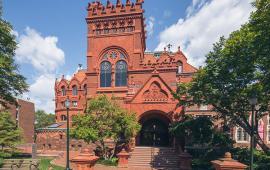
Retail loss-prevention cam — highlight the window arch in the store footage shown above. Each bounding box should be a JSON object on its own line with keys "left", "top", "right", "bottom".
{"left": 115, "top": 60, "right": 128, "bottom": 87}
{"left": 100, "top": 61, "right": 112, "bottom": 87}
{"left": 61, "top": 115, "right": 67, "bottom": 121}
{"left": 236, "top": 127, "right": 249, "bottom": 142}
{"left": 72, "top": 85, "right": 78, "bottom": 96}
{"left": 61, "top": 86, "right": 66, "bottom": 96}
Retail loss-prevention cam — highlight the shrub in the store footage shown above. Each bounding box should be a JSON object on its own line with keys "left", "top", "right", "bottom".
{"left": 97, "top": 157, "right": 118, "bottom": 166}
{"left": 0, "top": 158, "right": 3, "bottom": 168}
{"left": 231, "top": 147, "right": 270, "bottom": 170}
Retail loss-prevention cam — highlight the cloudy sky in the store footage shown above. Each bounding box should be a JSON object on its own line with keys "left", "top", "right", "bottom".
{"left": 3, "top": 0, "right": 253, "bottom": 113}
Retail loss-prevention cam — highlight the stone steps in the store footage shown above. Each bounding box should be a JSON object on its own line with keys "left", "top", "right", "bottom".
{"left": 128, "top": 147, "right": 179, "bottom": 170}
{"left": 0, "top": 159, "right": 39, "bottom": 170}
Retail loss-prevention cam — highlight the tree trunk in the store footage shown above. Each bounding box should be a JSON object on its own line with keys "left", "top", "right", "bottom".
{"left": 254, "top": 133, "right": 270, "bottom": 154}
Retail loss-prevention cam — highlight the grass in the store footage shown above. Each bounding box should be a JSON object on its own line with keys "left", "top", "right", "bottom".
{"left": 38, "top": 158, "right": 65, "bottom": 170}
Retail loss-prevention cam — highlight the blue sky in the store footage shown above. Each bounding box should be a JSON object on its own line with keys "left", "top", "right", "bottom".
{"left": 3, "top": 0, "right": 253, "bottom": 113}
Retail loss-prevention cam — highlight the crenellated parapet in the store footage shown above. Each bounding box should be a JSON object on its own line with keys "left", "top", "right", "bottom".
{"left": 87, "top": 0, "right": 144, "bottom": 18}
{"left": 86, "top": 0, "right": 146, "bottom": 47}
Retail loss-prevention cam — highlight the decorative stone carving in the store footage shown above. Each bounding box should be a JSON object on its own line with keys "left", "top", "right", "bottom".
{"left": 143, "top": 82, "right": 168, "bottom": 102}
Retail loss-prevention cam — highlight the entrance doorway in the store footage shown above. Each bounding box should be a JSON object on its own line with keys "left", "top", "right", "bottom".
{"left": 139, "top": 112, "right": 171, "bottom": 147}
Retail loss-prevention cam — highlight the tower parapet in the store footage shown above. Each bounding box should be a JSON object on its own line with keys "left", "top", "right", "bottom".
{"left": 87, "top": 0, "right": 144, "bottom": 18}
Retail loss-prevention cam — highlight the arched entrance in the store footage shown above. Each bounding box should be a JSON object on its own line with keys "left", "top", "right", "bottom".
{"left": 138, "top": 111, "right": 171, "bottom": 147}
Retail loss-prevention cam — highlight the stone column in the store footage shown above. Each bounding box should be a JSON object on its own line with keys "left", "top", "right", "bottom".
{"left": 179, "top": 151, "right": 192, "bottom": 170}
{"left": 117, "top": 149, "right": 130, "bottom": 168}
{"left": 71, "top": 149, "right": 99, "bottom": 170}
{"left": 211, "top": 152, "right": 247, "bottom": 170}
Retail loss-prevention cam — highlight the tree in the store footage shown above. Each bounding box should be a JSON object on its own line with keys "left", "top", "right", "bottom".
{"left": 0, "top": 111, "right": 21, "bottom": 151}
{"left": 170, "top": 116, "right": 234, "bottom": 170}
{"left": 174, "top": 0, "right": 270, "bottom": 154}
{"left": 35, "top": 110, "right": 55, "bottom": 129}
{"left": 0, "top": 18, "right": 28, "bottom": 107}
{"left": 71, "top": 95, "right": 141, "bottom": 159}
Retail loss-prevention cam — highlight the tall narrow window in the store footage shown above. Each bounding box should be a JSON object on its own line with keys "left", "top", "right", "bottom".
{"left": 72, "top": 85, "right": 78, "bottom": 96}
{"left": 100, "top": 61, "right": 112, "bottom": 87}
{"left": 61, "top": 86, "right": 66, "bottom": 96}
{"left": 83, "top": 84, "right": 87, "bottom": 95}
{"left": 115, "top": 60, "right": 127, "bottom": 87}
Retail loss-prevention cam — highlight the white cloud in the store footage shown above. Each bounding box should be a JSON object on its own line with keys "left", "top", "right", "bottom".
{"left": 24, "top": 74, "right": 56, "bottom": 113}
{"left": 186, "top": 0, "right": 208, "bottom": 17}
{"left": 16, "top": 27, "right": 65, "bottom": 73}
{"left": 146, "top": 16, "right": 155, "bottom": 36}
{"left": 15, "top": 27, "right": 66, "bottom": 113}
{"left": 155, "top": 0, "right": 254, "bottom": 67}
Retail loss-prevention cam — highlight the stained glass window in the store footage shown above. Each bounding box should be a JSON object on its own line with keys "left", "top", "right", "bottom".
{"left": 120, "top": 52, "right": 126, "bottom": 59}
{"left": 100, "top": 61, "right": 112, "bottom": 87}
{"left": 115, "top": 60, "right": 127, "bottom": 87}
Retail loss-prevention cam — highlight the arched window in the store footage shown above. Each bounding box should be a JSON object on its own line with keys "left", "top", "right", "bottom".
{"left": 115, "top": 60, "right": 127, "bottom": 87}
{"left": 100, "top": 61, "right": 112, "bottom": 87}
{"left": 61, "top": 86, "right": 66, "bottom": 96}
{"left": 61, "top": 115, "right": 67, "bottom": 121}
{"left": 72, "top": 85, "right": 78, "bottom": 96}
{"left": 177, "top": 61, "right": 183, "bottom": 74}
{"left": 236, "top": 127, "right": 249, "bottom": 142}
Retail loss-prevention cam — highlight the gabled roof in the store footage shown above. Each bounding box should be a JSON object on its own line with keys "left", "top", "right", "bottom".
{"left": 129, "top": 71, "right": 174, "bottom": 103}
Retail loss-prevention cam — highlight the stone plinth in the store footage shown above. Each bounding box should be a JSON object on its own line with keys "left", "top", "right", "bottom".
{"left": 179, "top": 151, "right": 192, "bottom": 170}
{"left": 211, "top": 152, "right": 247, "bottom": 170}
{"left": 117, "top": 149, "right": 130, "bottom": 168}
{"left": 71, "top": 149, "right": 99, "bottom": 170}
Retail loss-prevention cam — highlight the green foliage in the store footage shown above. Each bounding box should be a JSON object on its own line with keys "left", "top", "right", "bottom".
{"left": 97, "top": 157, "right": 118, "bottom": 166}
{"left": 174, "top": 0, "right": 270, "bottom": 153}
{"left": 38, "top": 158, "right": 64, "bottom": 170}
{"left": 170, "top": 116, "right": 234, "bottom": 170}
{"left": 231, "top": 148, "right": 270, "bottom": 170}
{"left": 0, "top": 151, "right": 12, "bottom": 158}
{"left": 35, "top": 110, "right": 55, "bottom": 129}
{"left": 0, "top": 111, "right": 22, "bottom": 150}
{"left": 0, "top": 157, "right": 3, "bottom": 168}
{"left": 0, "top": 18, "right": 28, "bottom": 107}
{"left": 71, "top": 95, "right": 141, "bottom": 159}
{"left": 171, "top": 116, "right": 214, "bottom": 145}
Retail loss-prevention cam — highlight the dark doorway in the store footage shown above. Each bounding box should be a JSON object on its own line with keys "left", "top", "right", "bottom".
{"left": 140, "top": 118, "right": 170, "bottom": 147}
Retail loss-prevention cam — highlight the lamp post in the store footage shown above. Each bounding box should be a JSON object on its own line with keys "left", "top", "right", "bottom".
{"left": 248, "top": 94, "right": 257, "bottom": 170}
{"left": 65, "top": 98, "right": 71, "bottom": 170}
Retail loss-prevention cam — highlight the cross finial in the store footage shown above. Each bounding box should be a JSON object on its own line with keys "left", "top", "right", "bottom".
{"left": 167, "top": 44, "right": 172, "bottom": 52}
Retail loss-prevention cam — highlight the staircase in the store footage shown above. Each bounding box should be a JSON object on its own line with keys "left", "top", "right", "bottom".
{"left": 128, "top": 146, "right": 179, "bottom": 170}
{"left": 0, "top": 159, "right": 39, "bottom": 170}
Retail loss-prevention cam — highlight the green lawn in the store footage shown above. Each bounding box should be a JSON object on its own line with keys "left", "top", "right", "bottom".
{"left": 38, "top": 158, "right": 65, "bottom": 170}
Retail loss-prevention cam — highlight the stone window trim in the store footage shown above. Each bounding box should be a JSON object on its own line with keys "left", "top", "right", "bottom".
{"left": 61, "top": 86, "right": 66, "bottom": 96}
{"left": 235, "top": 127, "right": 250, "bottom": 143}
{"left": 72, "top": 101, "right": 78, "bottom": 107}
{"left": 99, "top": 48, "right": 129, "bottom": 88}
{"left": 72, "top": 85, "right": 78, "bottom": 96}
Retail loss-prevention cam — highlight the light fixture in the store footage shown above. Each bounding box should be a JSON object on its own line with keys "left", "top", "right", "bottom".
{"left": 65, "top": 99, "right": 70, "bottom": 109}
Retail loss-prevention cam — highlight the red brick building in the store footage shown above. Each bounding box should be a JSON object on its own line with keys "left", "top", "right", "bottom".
{"left": 36, "top": 0, "right": 270, "bottom": 150}
{"left": 2, "top": 99, "right": 35, "bottom": 144}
